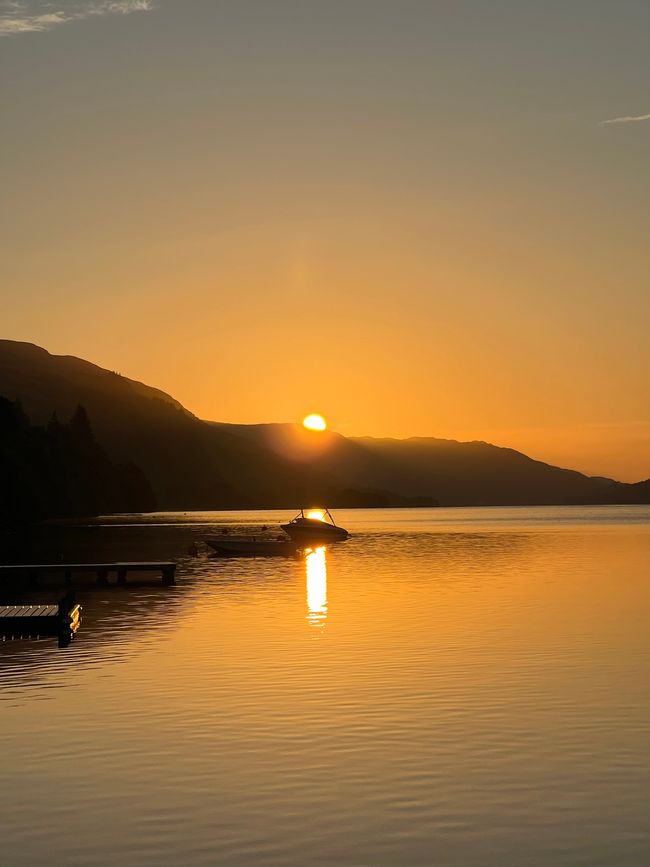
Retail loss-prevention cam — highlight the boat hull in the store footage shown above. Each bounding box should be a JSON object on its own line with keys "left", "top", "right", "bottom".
{"left": 280, "top": 521, "right": 349, "bottom": 544}
{"left": 206, "top": 537, "right": 299, "bottom": 557}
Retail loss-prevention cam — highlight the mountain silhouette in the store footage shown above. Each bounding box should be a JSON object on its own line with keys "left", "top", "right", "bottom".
{"left": 0, "top": 341, "right": 417, "bottom": 511}
{"left": 210, "top": 422, "right": 634, "bottom": 506}
{"left": 0, "top": 396, "right": 155, "bottom": 523}
{"left": 0, "top": 339, "right": 647, "bottom": 512}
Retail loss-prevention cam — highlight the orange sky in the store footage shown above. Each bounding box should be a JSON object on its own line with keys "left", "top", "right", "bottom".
{"left": 2, "top": 1, "right": 649, "bottom": 481}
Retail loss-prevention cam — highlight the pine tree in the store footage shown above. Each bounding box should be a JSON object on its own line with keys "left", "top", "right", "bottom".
{"left": 70, "top": 404, "right": 94, "bottom": 443}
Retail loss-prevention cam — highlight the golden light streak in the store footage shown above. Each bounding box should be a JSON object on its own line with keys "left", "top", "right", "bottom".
{"left": 306, "top": 546, "right": 328, "bottom": 626}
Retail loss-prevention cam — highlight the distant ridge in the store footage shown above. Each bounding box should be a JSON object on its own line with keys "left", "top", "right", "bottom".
{"left": 1, "top": 339, "right": 648, "bottom": 510}
{"left": 210, "top": 421, "right": 636, "bottom": 507}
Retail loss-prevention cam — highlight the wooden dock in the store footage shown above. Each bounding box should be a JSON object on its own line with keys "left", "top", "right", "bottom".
{"left": 0, "top": 593, "right": 82, "bottom": 647}
{"left": 0, "top": 561, "right": 176, "bottom": 588}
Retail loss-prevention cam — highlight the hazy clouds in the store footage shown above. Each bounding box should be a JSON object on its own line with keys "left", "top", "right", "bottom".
{"left": 601, "top": 112, "right": 650, "bottom": 125}
{"left": 0, "top": 0, "right": 153, "bottom": 35}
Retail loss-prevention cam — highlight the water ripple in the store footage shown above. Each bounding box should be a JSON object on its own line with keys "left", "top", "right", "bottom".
{"left": 1, "top": 507, "right": 649, "bottom": 866}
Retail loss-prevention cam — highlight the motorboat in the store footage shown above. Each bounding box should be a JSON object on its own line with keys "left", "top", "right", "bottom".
{"left": 206, "top": 536, "right": 299, "bottom": 558}
{"left": 280, "top": 508, "right": 349, "bottom": 544}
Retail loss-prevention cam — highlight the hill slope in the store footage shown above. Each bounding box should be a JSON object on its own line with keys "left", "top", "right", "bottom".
{"left": 211, "top": 422, "right": 639, "bottom": 506}
{"left": 0, "top": 341, "right": 408, "bottom": 509}
{"left": 2, "top": 340, "right": 647, "bottom": 508}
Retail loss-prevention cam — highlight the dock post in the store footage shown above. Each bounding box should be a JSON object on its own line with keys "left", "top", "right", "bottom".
{"left": 162, "top": 564, "right": 176, "bottom": 586}
{"left": 117, "top": 566, "right": 127, "bottom": 585}
{"left": 57, "top": 591, "right": 76, "bottom": 648}
{"left": 96, "top": 568, "right": 109, "bottom": 586}
{"left": 58, "top": 590, "right": 76, "bottom": 619}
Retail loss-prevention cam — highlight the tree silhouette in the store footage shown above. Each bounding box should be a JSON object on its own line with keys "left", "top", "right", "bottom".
{"left": 0, "top": 396, "right": 156, "bottom": 524}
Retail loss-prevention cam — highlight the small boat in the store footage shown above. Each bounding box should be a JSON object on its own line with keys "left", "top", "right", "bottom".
{"left": 206, "top": 537, "right": 299, "bottom": 558}
{"left": 281, "top": 508, "right": 349, "bottom": 544}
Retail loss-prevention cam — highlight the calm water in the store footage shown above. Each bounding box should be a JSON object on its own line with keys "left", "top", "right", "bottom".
{"left": 1, "top": 506, "right": 649, "bottom": 867}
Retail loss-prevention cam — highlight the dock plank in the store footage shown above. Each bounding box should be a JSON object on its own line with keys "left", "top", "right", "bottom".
{"left": 0, "top": 605, "right": 61, "bottom": 618}
{"left": 0, "top": 562, "right": 175, "bottom": 572}
{"left": 0, "top": 594, "right": 82, "bottom": 646}
{"left": 0, "top": 561, "right": 176, "bottom": 588}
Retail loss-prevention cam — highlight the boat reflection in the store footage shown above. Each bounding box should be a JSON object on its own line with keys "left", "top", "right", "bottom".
{"left": 305, "top": 546, "right": 328, "bottom": 627}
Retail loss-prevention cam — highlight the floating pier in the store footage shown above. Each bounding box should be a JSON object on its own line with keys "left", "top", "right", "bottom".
{"left": 0, "top": 561, "right": 176, "bottom": 588}
{"left": 0, "top": 592, "right": 81, "bottom": 647}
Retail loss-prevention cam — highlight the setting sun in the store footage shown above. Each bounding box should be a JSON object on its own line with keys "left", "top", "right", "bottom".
{"left": 303, "top": 414, "right": 327, "bottom": 431}
{"left": 306, "top": 509, "right": 325, "bottom": 521}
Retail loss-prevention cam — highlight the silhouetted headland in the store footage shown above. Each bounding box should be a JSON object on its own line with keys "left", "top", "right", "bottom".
{"left": 1, "top": 339, "right": 647, "bottom": 524}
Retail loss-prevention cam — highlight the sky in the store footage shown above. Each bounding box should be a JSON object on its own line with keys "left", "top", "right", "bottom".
{"left": 1, "top": 0, "right": 649, "bottom": 481}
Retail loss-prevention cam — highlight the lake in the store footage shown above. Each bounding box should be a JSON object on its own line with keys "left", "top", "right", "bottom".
{"left": 1, "top": 506, "right": 649, "bottom": 866}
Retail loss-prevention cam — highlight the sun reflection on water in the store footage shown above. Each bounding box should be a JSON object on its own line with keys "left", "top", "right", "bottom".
{"left": 305, "top": 546, "right": 328, "bottom": 627}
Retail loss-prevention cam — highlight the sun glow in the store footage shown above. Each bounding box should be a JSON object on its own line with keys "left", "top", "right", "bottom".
{"left": 303, "top": 414, "right": 327, "bottom": 431}
{"left": 306, "top": 509, "right": 325, "bottom": 521}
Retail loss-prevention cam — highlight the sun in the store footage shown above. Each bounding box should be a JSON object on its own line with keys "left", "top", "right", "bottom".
{"left": 306, "top": 509, "right": 325, "bottom": 521}
{"left": 303, "top": 413, "right": 327, "bottom": 431}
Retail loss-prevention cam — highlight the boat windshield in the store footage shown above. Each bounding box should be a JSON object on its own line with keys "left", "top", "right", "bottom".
{"left": 293, "top": 508, "right": 337, "bottom": 525}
